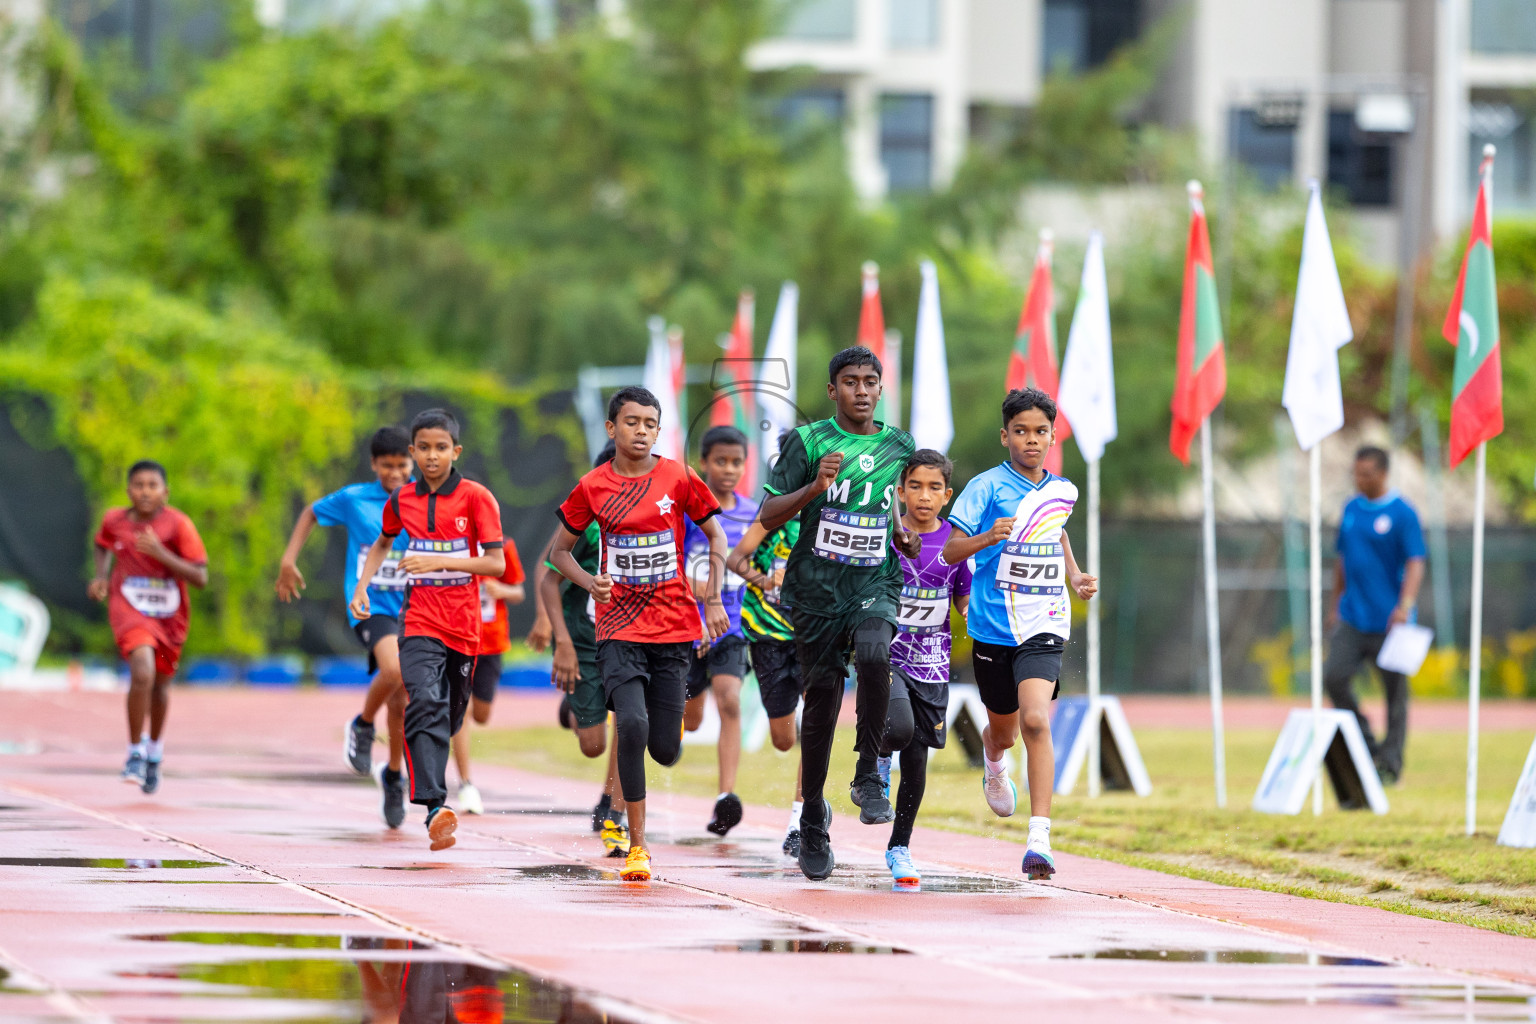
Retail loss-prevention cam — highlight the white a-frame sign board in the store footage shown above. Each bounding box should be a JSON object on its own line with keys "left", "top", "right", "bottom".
{"left": 947, "top": 684, "right": 1017, "bottom": 774}
{"left": 1497, "top": 733, "right": 1536, "bottom": 847}
{"left": 1051, "top": 696, "right": 1152, "bottom": 796}
{"left": 1253, "top": 708, "right": 1388, "bottom": 815}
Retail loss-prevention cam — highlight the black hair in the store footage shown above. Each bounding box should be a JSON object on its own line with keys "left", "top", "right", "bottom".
{"left": 777, "top": 429, "right": 794, "bottom": 451}
{"left": 902, "top": 449, "right": 953, "bottom": 486}
{"left": 1355, "top": 445, "right": 1389, "bottom": 472}
{"left": 1002, "top": 387, "right": 1057, "bottom": 426}
{"left": 828, "top": 345, "right": 882, "bottom": 383}
{"left": 370, "top": 426, "right": 411, "bottom": 459}
{"left": 410, "top": 408, "right": 460, "bottom": 444}
{"left": 595, "top": 440, "right": 617, "bottom": 468}
{"left": 607, "top": 386, "right": 661, "bottom": 424}
{"left": 127, "top": 459, "right": 166, "bottom": 484}
{"left": 700, "top": 424, "right": 748, "bottom": 459}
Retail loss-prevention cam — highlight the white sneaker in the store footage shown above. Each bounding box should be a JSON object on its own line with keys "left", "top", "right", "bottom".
{"left": 457, "top": 782, "right": 483, "bottom": 816}
{"left": 982, "top": 764, "right": 1017, "bottom": 818}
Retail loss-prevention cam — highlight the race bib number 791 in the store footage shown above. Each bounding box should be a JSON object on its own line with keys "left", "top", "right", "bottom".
{"left": 995, "top": 541, "right": 1064, "bottom": 596}
{"left": 813, "top": 508, "right": 889, "bottom": 566}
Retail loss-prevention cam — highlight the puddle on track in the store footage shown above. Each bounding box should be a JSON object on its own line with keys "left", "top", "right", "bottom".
{"left": 504, "top": 864, "right": 620, "bottom": 882}
{"left": 0, "top": 857, "right": 222, "bottom": 869}
{"left": 1059, "top": 948, "right": 1391, "bottom": 966}
{"left": 732, "top": 866, "right": 1033, "bottom": 894}
{"left": 1169, "top": 983, "right": 1536, "bottom": 1018}
{"left": 700, "top": 938, "right": 912, "bottom": 955}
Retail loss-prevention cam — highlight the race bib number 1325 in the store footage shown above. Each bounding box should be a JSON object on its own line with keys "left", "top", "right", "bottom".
{"left": 813, "top": 508, "right": 889, "bottom": 567}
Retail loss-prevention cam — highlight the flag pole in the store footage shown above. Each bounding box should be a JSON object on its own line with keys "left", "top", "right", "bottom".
{"left": 1467, "top": 440, "right": 1487, "bottom": 835}
{"left": 1087, "top": 454, "right": 1102, "bottom": 798}
{"left": 1310, "top": 442, "right": 1324, "bottom": 816}
{"left": 1200, "top": 417, "right": 1227, "bottom": 808}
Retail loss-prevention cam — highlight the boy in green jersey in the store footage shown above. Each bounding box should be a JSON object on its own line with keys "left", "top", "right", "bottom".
{"left": 760, "top": 346, "right": 919, "bottom": 880}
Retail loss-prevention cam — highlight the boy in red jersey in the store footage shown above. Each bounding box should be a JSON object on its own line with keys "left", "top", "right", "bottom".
{"left": 450, "top": 536, "right": 526, "bottom": 814}
{"left": 89, "top": 460, "right": 210, "bottom": 796}
{"left": 352, "top": 409, "right": 506, "bottom": 852}
{"left": 550, "top": 386, "right": 731, "bottom": 882}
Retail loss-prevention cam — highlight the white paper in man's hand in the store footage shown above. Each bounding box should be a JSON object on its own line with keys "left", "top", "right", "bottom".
{"left": 1377, "top": 623, "right": 1434, "bottom": 676}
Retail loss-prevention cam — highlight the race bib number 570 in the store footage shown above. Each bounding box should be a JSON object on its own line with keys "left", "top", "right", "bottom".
{"left": 813, "top": 509, "right": 888, "bottom": 566}
{"left": 995, "top": 541, "right": 1064, "bottom": 596}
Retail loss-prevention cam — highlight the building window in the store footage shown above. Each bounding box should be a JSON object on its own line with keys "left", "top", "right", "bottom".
{"left": 1041, "top": 0, "right": 1140, "bottom": 74}
{"left": 778, "top": 87, "right": 847, "bottom": 132}
{"left": 1228, "top": 108, "right": 1295, "bottom": 191}
{"left": 1466, "top": 97, "right": 1536, "bottom": 210}
{"left": 1471, "top": 0, "right": 1536, "bottom": 56}
{"left": 775, "top": 0, "right": 856, "bottom": 42}
{"left": 881, "top": 93, "right": 933, "bottom": 193}
{"left": 889, "top": 0, "right": 939, "bottom": 49}
{"left": 1327, "top": 110, "right": 1394, "bottom": 207}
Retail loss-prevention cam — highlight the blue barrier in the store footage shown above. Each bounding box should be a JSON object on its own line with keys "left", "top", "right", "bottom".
{"left": 315, "top": 657, "right": 372, "bottom": 687}
{"left": 245, "top": 656, "right": 304, "bottom": 687}
{"left": 183, "top": 659, "right": 240, "bottom": 685}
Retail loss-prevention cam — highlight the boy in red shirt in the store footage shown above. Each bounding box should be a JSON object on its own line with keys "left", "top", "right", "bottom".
{"left": 89, "top": 460, "right": 210, "bottom": 795}
{"left": 449, "top": 537, "right": 526, "bottom": 814}
{"left": 352, "top": 409, "right": 506, "bottom": 852}
{"left": 550, "top": 386, "right": 730, "bottom": 881}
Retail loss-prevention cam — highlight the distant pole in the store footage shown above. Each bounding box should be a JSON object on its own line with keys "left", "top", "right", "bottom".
{"left": 1419, "top": 403, "right": 1457, "bottom": 650}
{"left": 1087, "top": 456, "right": 1102, "bottom": 798}
{"left": 1201, "top": 418, "right": 1227, "bottom": 808}
{"left": 1467, "top": 441, "right": 1487, "bottom": 836}
{"left": 1309, "top": 444, "right": 1324, "bottom": 816}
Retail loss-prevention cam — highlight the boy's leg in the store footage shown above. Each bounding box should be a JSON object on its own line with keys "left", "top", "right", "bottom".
{"left": 754, "top": 639, "right": 803, "bottom": 752}
{"left": 889, "top": 738, "right": 928, "bottom": 850}
{"left": 451, "top": 727, "right": 472, "bottom": 786}
{"left": 398, "top": 637, "right": 453, "bottom": 810}
{"left": 1015, "top": 677, "right": 1057, "bottom": 818}
{"left": 374, "top": 635, "right": 406, "bottom": 772}
{"left": 124, "top": 645, "right": 157, "bottom": 745}
{"left": 609, "top": 680, "right": 650, "bottom": 846}
{"left": 712, "top": 673, "right": 743, "bottom": 793}
{"left": 794, "top": 619, "right": 853, "bottom": 826}
{"left": 147, "top": 671, "right": 174, "bottom": 742}
{"left": 850, "top": 619, "right": 896, "bottom": 780}
{"left": 360, "top": 623, "right": 404, "bottom": 722}
{"left": 385, "top": 686, "right": 407, "bottom": 772}
{"left": 683, "top": 649, "right": 709, "bottom": 732}
{"left": 974, "top": 640, "right": 1022, "bottom": 818}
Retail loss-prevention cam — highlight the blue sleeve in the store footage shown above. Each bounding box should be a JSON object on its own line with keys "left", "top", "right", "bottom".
{"left": 1399, "top": 502, "right": 1426, "bottom": 560}
{"left": 947, "top": 475, "right": 991, "bottom": 537}
{"left": 312, "top": 486, "right": 350, "bottom": 528}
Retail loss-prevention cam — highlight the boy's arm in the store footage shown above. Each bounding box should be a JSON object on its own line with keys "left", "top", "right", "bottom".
{"left": 525, "top": 530, "right": 558, "bottom": 650}
{"left": 275, "top": 504, "right": 319, "bottom": 602}
{"left": 87, "top": 546, "right": 113, "bottom": 602}
{"left": 727, "top": 522, "right": 772, "bottom": 590}
{"left": 941, "top": 518, "right": 1014, "bottom": 566}
{"left": 1062, "top": 532, "right": 1098, "bottom": 601}
{"left": 134, "top": 530, "right": 208, "bottom": 588}
{"left": 484, "top": 580, "right": 524, "bottom": 604}
{"left": 954, "top": 593, "right": 970, "bottom": 617}
{"left": 550, "top": 526, "right": 612, "bottom": 604}
{"left": 759, "top": 434, "right": 840, "bottom": 532}
{"left": 699, "top": 516, "right": 731, "bottom": 641}
{"left": 350, "top": 533, "right": 395, "bottom": 620}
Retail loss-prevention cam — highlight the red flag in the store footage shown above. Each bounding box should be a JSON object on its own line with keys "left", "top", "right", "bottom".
{"left": 1007, "top": 232, "right": 1071, "bottom": 474}
{"left": 711, "top": 290, "right": 759, "bottom": 490}
{"left": 1170, "top": 182, "right": 1227, "bottom": 464}
{"left": 856, "top": 262, "right": 896, "bottom": 424}
{"left": 1442, "top": 147, "right": 1504, "bottom": 468}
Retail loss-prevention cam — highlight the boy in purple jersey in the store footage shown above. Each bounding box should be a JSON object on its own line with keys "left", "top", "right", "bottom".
{"left": 880, "top": 450, "right": 971, "bottom": 885}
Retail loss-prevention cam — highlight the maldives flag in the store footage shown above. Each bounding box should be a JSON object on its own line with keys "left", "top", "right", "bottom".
{"left": 711, "top": 290, "right": 759, "bottom": 490}
{"left": 1007, "top": 232, "right": 1071, "bottom": 474}
{"left": 1170, "top": 182, "right": 1227, "bottom": 464}
{"left": 1442, "top": 147, "right": 1504, "bottom": 469}
{"left": 857, "top": 261, "right": 893, "bottom": 423}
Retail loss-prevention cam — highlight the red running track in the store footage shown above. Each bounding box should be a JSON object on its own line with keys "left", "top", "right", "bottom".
{"left": 1, "top": 689, "right": 1535, "bottom": 1023}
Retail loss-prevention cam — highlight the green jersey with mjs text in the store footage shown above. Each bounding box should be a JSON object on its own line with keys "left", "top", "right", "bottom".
{"left": 763, "top": 419, "right": 915, "bottom": 632}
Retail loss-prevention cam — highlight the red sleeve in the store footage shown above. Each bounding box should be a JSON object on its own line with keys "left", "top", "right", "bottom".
{"left": 473, "top": 485, "right": 504, "bottom": 547}
{"left": 381, "top": 489, "right": 404, "bottom": 537}
{"left": 93, "top": 511, "right": 115, "bottom": 550}
{"left": 500, "top": 538, "right": 525, "bottom": 585}
{"left": 174, "top": 512, "right": 209, "bottom": 565}
{"left": 557, "top": 477, "right": 594, "bottom": 533}
{"left": 683, "top": 466, "right": 721, "bottom": 523}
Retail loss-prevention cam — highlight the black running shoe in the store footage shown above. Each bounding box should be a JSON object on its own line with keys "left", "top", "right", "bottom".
{"left": 120, "top": 750, "right": 146, "bottom": 786}
{"left": 557, "top": 695, "right": 574, "bottom": 730}
{"left": 590, "top": 793, "right": 612, "bottom": 833}
{"left": 852, "top": 773, "right": 895, "bottom": 825}
{"left": 797, "top": 798, "right": 834, "bottom": 880}
{"left": 782, "top": 829, "right": 801, "bottom": 858}
{"left": 707, "top": 793, "right": 743, "bottom": 836}
{"left": 375, "top": 763, "right": 406, "bottom": 829}
{"left": 141, "top": 759, "right": 161, "bottom": 796}
{"left": 344, "top": 715, "right": 375, "bottom": 776}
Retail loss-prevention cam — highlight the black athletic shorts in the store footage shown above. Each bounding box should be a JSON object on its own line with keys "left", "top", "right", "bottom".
{"left": 471, "top": 652, "right": 502, "bottom": 704}
{"left": 972, "top": 635, "right": 1063, "bottom": 716}
{"left": 891, "top": 667, "right": 948, "bottom": 749}
{"left": 353, "top": 614, "right": 402, "bottom": 676}
{"left": 749, "top": 638, "right": 802, "bottom": 719}
{"left": 685, "top": 633, "right": 750, "bottom": 699}
{"left": 595, "top": 639, "right": 691, "bottom": 712}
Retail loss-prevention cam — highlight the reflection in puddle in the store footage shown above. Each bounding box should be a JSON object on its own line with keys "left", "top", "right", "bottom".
{"left": 1060, "top": 948, "right": 1390, "bottom": 966}
{"left": 132, "top": 932, "right": 364, "bottom": 949}
{"left": 487, "top": 808, "right": 589, "bottom": 817}
{"left": 732, "top": 867, "right": 1030, "bottom": 894}
{"left": 1171, "top": 983, "right": 1536, "bottom": 1016}
{"left": 0, "top": 857, "right": 221, "bottom": 869}
{"left": 705, "top": 938, "right": 911, "bottom": 955}
{"left": 504, "top": 864, "right": 619, "bottom": 882}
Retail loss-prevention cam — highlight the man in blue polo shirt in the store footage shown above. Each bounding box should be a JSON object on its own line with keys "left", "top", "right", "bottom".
{"left": 276, "top": 426, "right": 413, "bottom": 825}
{"left": 1326, "top": 446, "right": 1426, "bottom": 785}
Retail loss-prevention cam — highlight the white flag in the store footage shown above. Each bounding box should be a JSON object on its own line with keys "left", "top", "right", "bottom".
{"left": 1058, "top": 232, "right": 1117, "bottom": 462}
{"left": 909, "top": 260, "right": 953, "bottom": 453}
{"left": 1283, "top": 184, "right": 1353, "bottom": 451}
{"left": 761, "top": 281, "right": 799, "bottom": 465}
{"left": 643, "top": 316, "right": 685, "bottom": 462}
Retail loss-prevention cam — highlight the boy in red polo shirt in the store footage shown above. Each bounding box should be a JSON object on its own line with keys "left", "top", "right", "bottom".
{"left": 352, "top": 409, "right": 506, "bottom": 852}
{"left": 449, "top": 537, "right": 526, "bottom": 815}
{"left": 89, "top": 460, "right": 210, "bottom": 796}
{"left": 550, "top": 386, "right": 730, "bottom": 881}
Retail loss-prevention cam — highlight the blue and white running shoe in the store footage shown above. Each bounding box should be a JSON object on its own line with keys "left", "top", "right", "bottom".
{"left": 886, "top": 845, "right": 920, "bottom": 885}
{"left": 1022, "top": 844, "right": 1056, "bottom": 881}
{"left": 982, "top": 764, "right": 1017, "bottom": 817}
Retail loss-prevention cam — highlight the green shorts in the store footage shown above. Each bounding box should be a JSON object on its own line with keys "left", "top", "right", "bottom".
{"left": 565, "top": 611, "right": 605, "bottom": 730}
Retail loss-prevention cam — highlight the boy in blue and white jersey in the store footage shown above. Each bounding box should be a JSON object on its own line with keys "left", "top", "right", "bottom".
{"left": 942, "top": 388, "right": 1098, "bottom": 880}
{"left": 276, "top": 426, "right": 414, "bottom": 828}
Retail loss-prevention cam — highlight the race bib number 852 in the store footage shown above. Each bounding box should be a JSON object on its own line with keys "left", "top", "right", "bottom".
{"left": 605, "top": 530, "right": 678, "bottom": 585}
{"left": 813, "top": 508, "right": 889, "bottom": 566}
{"left": 995, "top": 541, "right": 1063, "bottom": 596}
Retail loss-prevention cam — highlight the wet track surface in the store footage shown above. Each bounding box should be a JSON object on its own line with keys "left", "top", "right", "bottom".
{"left": 3, "top": 691, "right": 1536, "bottom": 1023}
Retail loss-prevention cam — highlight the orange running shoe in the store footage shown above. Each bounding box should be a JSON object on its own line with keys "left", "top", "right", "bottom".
{"left": 427, "top": 806, "right": 458, "bottom": 851}
{"left": 620, "top": 844, "right": 652, "bottom": 882}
